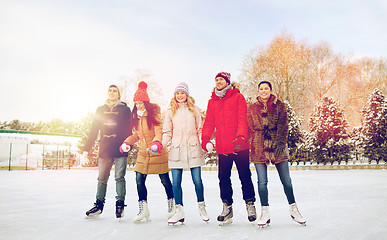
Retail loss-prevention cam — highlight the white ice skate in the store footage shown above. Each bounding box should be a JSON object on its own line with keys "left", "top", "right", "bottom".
{"left": 166, "top": 198, "right": 176, "bottom": 219}
{"left": 198, "top": 201, "right": 210, "bottom": 222}
{"left": 168, "top": 204, "right": 184, "bottom": 225}
{"left": 133, "top": 200, "right": 150, "bottom": 223}
{"left": 257, "top": 206, "right": 270, "bottom": 228}
{"left": 289, "top": 203, "right": 306, "bottom": 226}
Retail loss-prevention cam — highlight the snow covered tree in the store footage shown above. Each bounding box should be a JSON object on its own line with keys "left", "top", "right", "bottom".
{"left": 285, "top": 101, "right": 304, "bottom": 163}
{"left": 308, "top": 95, "right": 351, "bottom": 163}
{"left": 360, "top": 89, "right": 387, "bottom": 162}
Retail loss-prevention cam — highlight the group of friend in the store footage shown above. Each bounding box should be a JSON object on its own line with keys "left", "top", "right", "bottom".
{"left": 83, "top": 71, "right": 306, "bottom": 227}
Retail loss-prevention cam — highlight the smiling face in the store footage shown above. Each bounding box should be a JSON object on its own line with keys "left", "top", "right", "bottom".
{"left": 175, "top": 91, "right": 187, "bottom": 103}
{"left": 135, "top": 101, "right": 145, "bottom": 111}
{"left": 258, "top": 83, "right": 272, "bottom": 101}
{"left": 108, "top": 86, "right": 120, "bottom": 103}
{"left": 215, "top": 77, "right": 229, "bottom": 90}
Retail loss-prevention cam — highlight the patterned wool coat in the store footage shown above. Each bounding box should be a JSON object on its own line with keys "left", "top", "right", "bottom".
{"left": 124, "top": 105, "right": 169, "bottom": 174}
{"left": 247, "top": 95, "right": 289, "bottom": 165}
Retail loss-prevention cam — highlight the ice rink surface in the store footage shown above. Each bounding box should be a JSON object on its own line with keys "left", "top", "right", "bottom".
{"left": 0, "top": 169, "right": 386, "bottom": 240}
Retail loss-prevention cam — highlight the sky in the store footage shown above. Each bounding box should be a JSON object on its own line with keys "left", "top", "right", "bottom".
{"left": 0, "top": 0, "right": 386, "bottom": 123}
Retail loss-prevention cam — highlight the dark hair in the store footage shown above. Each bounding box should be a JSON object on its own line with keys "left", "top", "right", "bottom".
{"left": 132, "top": 102, "right": 161, "bottom": 130}
{"left": 258, "top": 81, "right": 272, "bottom": 90}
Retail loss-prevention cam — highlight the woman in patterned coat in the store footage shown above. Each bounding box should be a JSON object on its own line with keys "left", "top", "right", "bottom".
{"left": 247, "top": 81, "right": 306, "bottom": 227}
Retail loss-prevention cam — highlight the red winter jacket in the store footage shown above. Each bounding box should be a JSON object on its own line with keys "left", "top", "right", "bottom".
{"left": 202, "top": 84, "right": 250, "bottom": 155}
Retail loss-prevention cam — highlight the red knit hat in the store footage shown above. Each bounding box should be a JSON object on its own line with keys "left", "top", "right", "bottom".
{"left": 133, "top": 81, "right": 150, "bottom": 102}
{"left": 215, "top": 72, "right": 231, "bottom": 84}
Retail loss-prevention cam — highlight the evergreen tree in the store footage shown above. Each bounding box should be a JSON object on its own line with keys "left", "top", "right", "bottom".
{"left": 285, "top": 101, "right": 304, "bottom": 163}
{"left": 360, "top": 89, "right": 387, "bottom": 162}
{"left": 308, "top": 95, "right": 351, "bottom": 163}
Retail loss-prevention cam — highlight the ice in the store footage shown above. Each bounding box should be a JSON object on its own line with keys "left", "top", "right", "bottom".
{"left": 0, "top": 169, "right": 386, "bottom": 240}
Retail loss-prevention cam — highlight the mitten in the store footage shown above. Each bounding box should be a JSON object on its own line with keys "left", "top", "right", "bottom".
{"left": 149, "top": 141, "right": 163, "bottom": 154}
{"left": 119, "top": 142, "right": 131, "bottom": 153}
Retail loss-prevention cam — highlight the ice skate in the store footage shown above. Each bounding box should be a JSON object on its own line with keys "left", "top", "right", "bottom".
{"left": 85, "top": 199, "right": 104, "bottom": 217}
{"left": 168, "top": 204, "right": 184, "bottom": 225}
{"left": 246, "top": 201, "right": 257, "bottom": 223}
{"left": 198, "top": 201, "right": 210, "bottom": 222}
{"left": 217, "top": 202, "right": 233, "bottom": 226}
{"left": 115, "top": 200, "right": 126, "bottom": 220}
{"left": 289, "top": 203, "right": 306, "bottom": 226}
{"left": 257, "top": 206, "right": 270, "bottom": 228}
{"left": 133, "top": 200, "right": 150, "bottom": 223}
{"left": 166, "top": 198, "right": 176, "bottom": 219}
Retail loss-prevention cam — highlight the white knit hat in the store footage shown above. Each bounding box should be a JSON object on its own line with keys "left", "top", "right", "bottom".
{"left": 109, "top": 84, "right": 124, "bottom": 99}
{"left": 174, "top": 82, "right": 189, "bottom": 97}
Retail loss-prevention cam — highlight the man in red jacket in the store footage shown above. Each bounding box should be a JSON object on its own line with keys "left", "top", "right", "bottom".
{"left": 202, "top": 72, "right": 256, "bottom": 225}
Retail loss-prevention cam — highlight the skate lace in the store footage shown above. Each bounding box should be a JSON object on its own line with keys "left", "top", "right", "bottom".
{"left": 246, "top": 204, "right": 256, "bottom": 215}
{"left": 168, "top": 199, "right": 174, "bottom": 212}
{"left": 137, "top": 202, "right": 144, "bottom": 215}
{"left": 220, "top": 204, "right": 230, "bottom": 216}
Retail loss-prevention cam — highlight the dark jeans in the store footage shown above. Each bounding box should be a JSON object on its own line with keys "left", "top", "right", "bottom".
{"left": 135, "top": 171, "right": 174, "bottom": 201}
{"left": 218, "top": 149, "right": 256, "bottom": 205}
{"left": 255, "top": 161, "right": 295, "bottom": 206}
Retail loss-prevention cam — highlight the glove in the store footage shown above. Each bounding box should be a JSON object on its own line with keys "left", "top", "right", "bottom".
{"left": 148, "top": 141, "right": 163, "bottom": 155}
{"left": 275, "top": 145, "right": 284, "bottom": 156}
{"left": 232, "top": 136, "right": 246, "bottom": 151}
{"left": 82, "top": 151, "right": 89, "bottom": 158}
{"left": 201, "top": 136, "right": 215, "bottom": 152}
{"left": 119, "top": 142, "right": 131, "bottom": 153}
{"left": 206, "top": 142, "right": 214, "bottom": 152}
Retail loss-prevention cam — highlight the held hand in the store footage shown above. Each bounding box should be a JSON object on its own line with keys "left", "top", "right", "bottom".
{"left": 206, "top": 142, "right": 214, "bottom": 152}
{"left": 120, "top": 143, "right": 131, "bottom": 153}
{"left": 232, "top": 136, "right": 246, "bottom": 151}
{"left": 274, "top": 146, "right": 284, "bottom": 156}
{"left": 148, "top": 141, "right": 163, "bottom": 155}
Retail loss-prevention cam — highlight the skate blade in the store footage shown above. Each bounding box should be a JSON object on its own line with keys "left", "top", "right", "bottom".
{"left": 258, "top": 219, "right": 270, "bottom": 228}
{"left": 134, "top": 218, "right": 150, "bottom": 224}
{"left": 218, "top": 219, "right": 232, "bottom": 226}
{"left": 168, "top": 218, "right": 185, "bottom": 225}
{"left": 291, "top": 216, "right": 306, "bottom": 226}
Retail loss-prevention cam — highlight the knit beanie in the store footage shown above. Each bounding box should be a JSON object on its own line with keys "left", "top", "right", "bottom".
{"left": 174, "top": 82, "right": 189, "bottom": 97}
{"left": 215, "top": 72, "right": 231, "bottom": 84}
{"left": 109, "top": 84, "right": 123, "bottom": 99}
{"left": 133, "top": 81, "right": 150, "bottom": 102}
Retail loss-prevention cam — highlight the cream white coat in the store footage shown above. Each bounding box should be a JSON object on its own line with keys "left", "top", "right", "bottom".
{"left": 162, "top": 103, "right": 205, "bottom": 169}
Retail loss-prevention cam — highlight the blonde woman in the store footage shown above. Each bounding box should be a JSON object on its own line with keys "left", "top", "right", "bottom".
{"left": 163, "top": 82, "right": 209, "bottom": 224}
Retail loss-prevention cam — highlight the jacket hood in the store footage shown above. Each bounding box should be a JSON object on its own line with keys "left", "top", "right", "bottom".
{"left": 211, "top": 82, "right": 241, "bottom": 100}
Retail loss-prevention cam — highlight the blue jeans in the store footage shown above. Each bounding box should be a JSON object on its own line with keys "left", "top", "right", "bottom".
{"left": 171, "top": 167, "right": 204, "bottom": 206}
{"left": 218, "top": 149, "right": 256, "bottom": 205}
{"left": 96, "top": 157, "right": 127, "bottom": 202}
{"left": 136, "top": 171, "right": 174, "bottom": 201}
{"left": 255, "top": 161, "right": 295, "bottom": 206}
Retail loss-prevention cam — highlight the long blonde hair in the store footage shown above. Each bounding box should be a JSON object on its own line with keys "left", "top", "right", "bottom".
{"left": 170, "top": 96, "right": 197, "bottom": 117}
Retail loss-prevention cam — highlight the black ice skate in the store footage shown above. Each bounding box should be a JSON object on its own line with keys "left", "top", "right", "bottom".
{"left": 246, "top": 201, "right": 257, "bottom": 222}
{"left": 116, "top": 200, "right": 126, "bottom": 219}
{"left": 86, "top": 199, "right": 104, "bottom": 217}
{"left": 217, "top": 202, "right": 233, "bottom": 226}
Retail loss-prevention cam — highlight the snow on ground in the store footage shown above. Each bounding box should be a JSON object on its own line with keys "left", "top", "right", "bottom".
{"left": 0, "top": 169, "right": 386, "bottom": 240}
